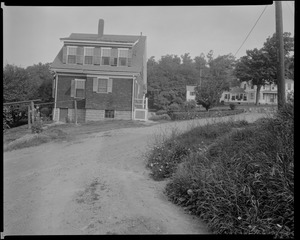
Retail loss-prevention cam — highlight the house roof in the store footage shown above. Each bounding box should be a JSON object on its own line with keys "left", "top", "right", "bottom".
{"left": 61, "top": 33, "right": 140, "bottom": 43}
{"left": 186, "top": 85, "right": 196, "bottom": 91}
{"left": 51, "top": 34, "right": 146, "bottom": 74}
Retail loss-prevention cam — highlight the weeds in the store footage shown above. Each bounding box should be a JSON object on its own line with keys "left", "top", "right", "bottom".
{"left": 146, "top": 102, "right": 293, "bottom": 237}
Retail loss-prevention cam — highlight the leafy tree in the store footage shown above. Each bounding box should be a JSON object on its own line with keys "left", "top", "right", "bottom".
{"left": 235, "top": 48, "right": 271, "bottom": 105}
{"left": 195, "top": 53, "right": 235, "bottom": 110}
{"left": 235, "top": 32, "right": 294, "bottom": 105}
{"left": 26, "top": 62, "right": 54, "bottom": 102}
{"left": 262, "top": 32, "right": 294, "bottom": 81}
{"left": 195, "top": 77, "right": 229, "bottom": 111}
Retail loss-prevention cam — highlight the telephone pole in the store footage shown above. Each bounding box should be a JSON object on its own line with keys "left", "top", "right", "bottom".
{"left": 275, "top": 1, "right": 286, "bottom": 110}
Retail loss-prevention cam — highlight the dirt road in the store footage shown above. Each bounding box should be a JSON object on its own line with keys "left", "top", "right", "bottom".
{"left": 3, "top": 113, "right": 265, "bottom": 235}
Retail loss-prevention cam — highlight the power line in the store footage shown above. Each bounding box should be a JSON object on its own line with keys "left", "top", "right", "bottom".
{"left": 234, "top": 5, "right": 268, "bottom": 57}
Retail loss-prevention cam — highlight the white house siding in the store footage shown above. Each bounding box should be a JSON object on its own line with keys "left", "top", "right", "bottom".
{"left": 220, "top": 80, "right": 293, "bottom": 104}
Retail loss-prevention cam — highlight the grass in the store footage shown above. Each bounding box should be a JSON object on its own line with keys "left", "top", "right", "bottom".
{"left": 146, "top": 103, "right": 294, "bottom": 238}
{"left": 3, "top": 119, "right": 150, "bottom": 152}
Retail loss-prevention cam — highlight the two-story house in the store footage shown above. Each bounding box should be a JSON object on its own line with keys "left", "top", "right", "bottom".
{"left": 50, "top": 19, "right": 147, "bottom": 122}
{"left": 220, "top": 79, "right": 294, "bottom": 104}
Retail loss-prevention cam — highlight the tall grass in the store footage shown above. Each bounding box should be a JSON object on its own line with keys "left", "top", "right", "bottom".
{"left": 146, "top": 103, "right": 293, "bottom": 237}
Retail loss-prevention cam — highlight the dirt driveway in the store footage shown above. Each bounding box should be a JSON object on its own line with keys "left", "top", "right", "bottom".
{"left": 3, "top": 113, "right": 266, "bottom": 235}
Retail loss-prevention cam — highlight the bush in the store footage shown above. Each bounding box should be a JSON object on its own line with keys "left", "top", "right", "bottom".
{"left": 31, "top": 120, "right": 43, "bottom": 134}
{"left": 167, "top": 103, "right": 181, "bottom": 113}
{"left": 165, "top": 104, "right": 294, "bottom": 237}
{"left": 182, "top": 100, "right": 197, "bottom": 112}
{"left": 156, "top": 110, "right": 168, "bottom": 115}
{"left": 149, "top": 114, "right": 171, "bottom": 121}
{"left": 229, "top": 103, "right": 236, "bottom": 110}
{"left": 169, "top": 109, "right": 244, "bottom": 121}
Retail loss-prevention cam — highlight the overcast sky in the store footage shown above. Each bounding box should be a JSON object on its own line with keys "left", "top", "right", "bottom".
{"left": 2, "top": 3, "right": 295, "bottom": 68}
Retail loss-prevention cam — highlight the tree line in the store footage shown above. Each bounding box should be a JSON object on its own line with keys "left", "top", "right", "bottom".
{"left": 147, "top": 32, "right": 294, "bottom": 110}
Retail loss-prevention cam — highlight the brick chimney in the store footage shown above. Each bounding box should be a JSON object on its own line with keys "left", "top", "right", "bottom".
{"left": 98, "top": 19, "right": 104, "bottom": 38}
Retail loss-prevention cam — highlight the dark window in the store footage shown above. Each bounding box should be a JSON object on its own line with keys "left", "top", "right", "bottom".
{"left": 119, "top": 57, "right": 127, "bottom": 66}
{"left": 231, "top": 95, "right": 235, "bottom": 100}
{"left": 102, "top": 57, "right": 110, "bottom": 65}
{"left": 76, "top": 89, "right": 85, "bottom": 98}
{"left": 68, "top": 55, "right": 76, "bottom": 64}
{"left": 84, "top": 56, "right": 93, "bottom": 65}
{"left": 105, "top": 110, "right": 114, "bottom": 118}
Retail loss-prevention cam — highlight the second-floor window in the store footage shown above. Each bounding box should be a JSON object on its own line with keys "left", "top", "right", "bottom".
{"left": 84, "top": 47, "right": 94, "bottom": 65}
{"left": 102, "top": 48, "right": 111, "bottom": 66}
{"left": 67, "top": 46, "right": 77, "bottom": 64}
{"left": 287, "top": 83, "right": 292, "bottom": 90}
{"left": 118, "top": 49, "right": 129, "bottom": 66}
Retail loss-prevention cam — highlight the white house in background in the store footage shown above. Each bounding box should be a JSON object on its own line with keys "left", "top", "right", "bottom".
{"left": 186, "top": 85, "right": 197, "bottom": 101}
{"left": 220, "top": 79, "right": 294, "bottom": 104}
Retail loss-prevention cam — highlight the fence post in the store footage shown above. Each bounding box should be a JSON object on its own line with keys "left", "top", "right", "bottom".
{"left": 74, "top": 100, "right": 78, "bottom": 125}
{"left": 28, "top": 104, "right": 31, "bottom": 129}
{"left": 31, "top": 101, "right": 35, "bottom": 124}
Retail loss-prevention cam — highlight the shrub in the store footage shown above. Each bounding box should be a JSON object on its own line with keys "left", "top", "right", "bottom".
{"left": 156, "top": 110, "right": 168, "bottom": 115}
{"left": 167, "top": 103, "right": 181, "bottom": 112}
{"left": 149, "top": 114, "right": 171, "bottom": 121}
{"left": 170, "top": 109, "right": 244, "bottom": 121}
{"left": 182, "top": 100, "right": 197, "bottom": 111}
{"left": 229, "top": 103, "right": 236, "bottom": 110}
{"left": 31, "top": 120, "right": 43, "bottom": 134}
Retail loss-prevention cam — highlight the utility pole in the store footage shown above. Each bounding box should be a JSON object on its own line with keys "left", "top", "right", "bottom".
{"left": 275, "top": 1, "right": 286, "bottom": 110}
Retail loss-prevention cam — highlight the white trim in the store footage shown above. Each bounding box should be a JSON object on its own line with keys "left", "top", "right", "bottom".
{"left": 86, "top": 74, "right": 135, "bottom": 79}
{"left": 53, "top": 74, "right": 58, "bottom": 121}
{"left": 61, "top": 39, "right": 134, "bottom": 46}
{"left": 132, "top": 76, "right": 135, "bottom": 120}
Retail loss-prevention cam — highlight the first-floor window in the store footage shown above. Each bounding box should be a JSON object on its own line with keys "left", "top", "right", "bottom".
{"left": 231, "top": 95, "right": 235, "bottom": 100}
{"left": 71, "top": 79, "right": 86, "bottom": 98}
{"left": 190, "top": 92, "right": 195, "bottom": 96}
{"left": 250, "top": 93, "right": 255, "bottom": 100}
{"left": 287, "top": 83, "right": 292, "bottom": 90}
{"left": 98, "top": 78, "right": 108, "bottom": 93}
{"left": 105, "top": 110, "right": 114, "bottom": 118}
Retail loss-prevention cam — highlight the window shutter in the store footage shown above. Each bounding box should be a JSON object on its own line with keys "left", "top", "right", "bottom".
{"left": 93, "top": 47, "right": 101, "bottom": 65}
{"left": 71, "top": 79, "right": 75, "bottom": 97}
{"left": 128, "top": 49, "right": 133, "bottom": 67}
{"left": 93, "top": 78, "right": 98, "bottom": 92}
{"left": 62, "top": 46, "right": 67, "bottom": 63}
{"left": 76, "top": 47, "right": 84, "bottom": 64}
{"left": 107, "top": 79, "right": 113, "bottom": 93}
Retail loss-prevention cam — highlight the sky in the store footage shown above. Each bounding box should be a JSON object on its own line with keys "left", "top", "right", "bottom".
{"left": 2, "top": 2, "right": 295, "bottom": 68}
